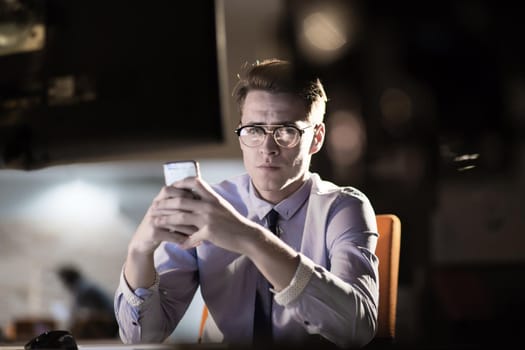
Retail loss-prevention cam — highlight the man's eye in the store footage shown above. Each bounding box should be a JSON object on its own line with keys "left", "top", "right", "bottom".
{"left": 250, "top": 127, "right": 265, "bottom": 134}
{"left": 278, "top": 127, "right": 298, "bottom": 136}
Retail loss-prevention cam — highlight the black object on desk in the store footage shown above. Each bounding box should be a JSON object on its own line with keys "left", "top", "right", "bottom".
{"left": 24, "top": 330, "right": 78, "bottom": 350}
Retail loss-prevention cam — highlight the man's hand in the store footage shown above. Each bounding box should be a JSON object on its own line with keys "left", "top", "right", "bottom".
{"left": 128, "top": 184, "right": 198, "bottom": 255}
{"left": 124, "top": 181, "right": 198, "bottom": 290}
{"left": 151, "top": 177, "right": 300, "bottom": 291}
{"left": 150, "top": 177, "right": 259, "bottom": 253}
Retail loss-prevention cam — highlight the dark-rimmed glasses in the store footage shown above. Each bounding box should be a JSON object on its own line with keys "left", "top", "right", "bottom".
{"left": 235, "top": 124, "right": 313, "bottom": 148}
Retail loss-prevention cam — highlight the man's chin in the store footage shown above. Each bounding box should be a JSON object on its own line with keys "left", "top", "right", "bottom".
{"left": 254, "top": 181, "right": 285, "bottom": 193}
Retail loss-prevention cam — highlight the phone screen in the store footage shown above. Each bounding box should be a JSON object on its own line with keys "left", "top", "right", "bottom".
{"left": 163, "top": 160, "right": 200, "bottom": 186}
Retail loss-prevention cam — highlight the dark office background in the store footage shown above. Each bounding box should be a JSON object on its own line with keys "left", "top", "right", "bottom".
{"left": 289, "top": 0, "right": 525, "bottom": 347}
{"left": 1, "top": 0, "right": 525, "bottom": 347}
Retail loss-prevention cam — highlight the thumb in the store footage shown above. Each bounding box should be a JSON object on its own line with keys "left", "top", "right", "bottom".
{"left": 175, "top": 177, "right": 218, "bottom": 202}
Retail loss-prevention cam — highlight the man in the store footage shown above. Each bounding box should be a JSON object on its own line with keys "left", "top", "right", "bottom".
{"left": 57, "top": 265, "right": 119, "bottom": 339}
{"left": 114, "top": 59, "right": 379, "bottom": 348}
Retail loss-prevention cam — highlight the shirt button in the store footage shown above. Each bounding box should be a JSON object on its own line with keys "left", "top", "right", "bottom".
{"left": 132, "top": 321, "right": 138, "bottom": 326}
{"left": 304, "top": 320, "right": 310, "bottom": 326}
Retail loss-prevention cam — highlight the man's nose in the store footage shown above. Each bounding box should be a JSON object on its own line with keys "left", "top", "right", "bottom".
{"left": 259, "top": 131, "right": 280, "bottom": 153}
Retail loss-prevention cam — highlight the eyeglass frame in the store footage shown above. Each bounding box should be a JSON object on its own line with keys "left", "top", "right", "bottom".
{"left": 234, "top": 123, "right": 315, "bottom": 149}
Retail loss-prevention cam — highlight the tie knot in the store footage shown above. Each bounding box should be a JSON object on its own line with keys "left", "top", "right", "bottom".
{"left": 266, "top": 209, "right": 279, "bottom": 235}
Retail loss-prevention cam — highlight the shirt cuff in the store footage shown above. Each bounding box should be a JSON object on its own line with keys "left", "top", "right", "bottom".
{"left": 273, "top": 253, "right": 315, "bottom": 306}
{"left": 120, "top": 267, "right": 160, "bottom": 307}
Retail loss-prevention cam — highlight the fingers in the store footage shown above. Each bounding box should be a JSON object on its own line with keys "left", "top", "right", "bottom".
{"left": 153, "top": 178, "right": 218, "bottom": 212}
{"left": 157, "top": 185, "right": 196, "bottom": 201}
{"left": 153, "top": 178, "right": 217, "bottom": 214}
{"left": 152, "top": 210, "right": 198, "bottom": 230}
{"left": 151, "top": 188, "right": 199, "bottom": 214}
{"left": 146, "top": 215, "right": 200, "bottom": 247}
{"left": 178, "top": 234, "right": 203, "bottom": 250}
{"left": 153, "top": 196, "right": 190, "bottom": 211}
{"left": 149, "top": 177, "right": 239, "bottom": 251}
{"left": 153, "top": 228, "right": 196, "bottom": 247}
{"left": 173, "top": 177, "right": 218, "bottom": 202}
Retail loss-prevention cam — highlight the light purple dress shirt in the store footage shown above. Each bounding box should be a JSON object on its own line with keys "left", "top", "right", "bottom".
{"left": 114, "top": 172, "right": 379, "bottom": 348}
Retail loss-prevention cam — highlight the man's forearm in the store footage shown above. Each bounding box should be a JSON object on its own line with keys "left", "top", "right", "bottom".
{"left": 240, "top": 226, "right": 300, "bottom": 292}
{"left": 124, "top": 248, "right": 157, "bottom": 290}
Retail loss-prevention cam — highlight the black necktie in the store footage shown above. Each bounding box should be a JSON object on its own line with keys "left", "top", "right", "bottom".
{"left": 253, "top": 209, "right": 279, "bottom": 343}
{"left": 266, "top": 209, "right": 279, "bottom": 236}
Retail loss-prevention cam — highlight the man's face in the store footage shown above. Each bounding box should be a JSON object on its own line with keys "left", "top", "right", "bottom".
{"left": 239, "top": 90, "right": 324, "bottom": 203}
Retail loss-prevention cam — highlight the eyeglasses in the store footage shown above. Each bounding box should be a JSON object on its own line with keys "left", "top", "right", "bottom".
{"left": 235, "top": 124, "right": 313, "bottom": 148}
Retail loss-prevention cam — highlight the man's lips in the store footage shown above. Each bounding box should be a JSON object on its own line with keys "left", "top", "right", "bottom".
{"left": 257, "top": 164, "right": 281, "bottom": 169}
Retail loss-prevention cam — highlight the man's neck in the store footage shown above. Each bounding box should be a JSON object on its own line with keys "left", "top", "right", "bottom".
{"left": 255, "top": 172, "right": 311, "bottom": 204}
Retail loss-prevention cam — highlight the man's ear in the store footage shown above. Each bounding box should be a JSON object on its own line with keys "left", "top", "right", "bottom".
{"left": 309, "top": 123, "right": 325, "bottom": 155}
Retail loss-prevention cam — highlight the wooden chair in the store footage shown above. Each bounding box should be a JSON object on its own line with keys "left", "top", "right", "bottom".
{"left": 374, "top": 214, "right": 401, "bottom": 340}
{"left": 198, "top": 214, "right": 402, "bottom": 342}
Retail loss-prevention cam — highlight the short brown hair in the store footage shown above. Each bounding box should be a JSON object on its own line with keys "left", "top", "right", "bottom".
{"left": 233, "top": 59, "right": 327, "bottom": 124}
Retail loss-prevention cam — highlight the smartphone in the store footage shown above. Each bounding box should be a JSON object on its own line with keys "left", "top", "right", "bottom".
{"left": 163, "top": 160, "right": 200, "bottom": 186}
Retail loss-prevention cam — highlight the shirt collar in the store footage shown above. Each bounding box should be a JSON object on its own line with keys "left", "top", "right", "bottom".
{"left": 247, "top": 173, "right": 313, "bottom": 221}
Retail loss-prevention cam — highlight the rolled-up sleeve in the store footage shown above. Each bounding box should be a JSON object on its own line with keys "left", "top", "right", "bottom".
{"left": 114, "top": 243, "right": 199, "bottom": 344}
{"left": 114, "top": 268, "right": 164, "bottom": 343}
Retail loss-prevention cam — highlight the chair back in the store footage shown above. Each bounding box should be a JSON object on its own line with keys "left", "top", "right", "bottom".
{"left": 375, "top": 214, "right": 402, "bottom": 339}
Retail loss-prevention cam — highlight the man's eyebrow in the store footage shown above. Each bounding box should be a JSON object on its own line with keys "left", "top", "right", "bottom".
{"left": 243, "top": 121, "right": 299, "bottom": 126}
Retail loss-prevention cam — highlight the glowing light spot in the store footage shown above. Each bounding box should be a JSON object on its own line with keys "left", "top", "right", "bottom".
{"left": 303, "top": 12, "right": 347, "bottom": 51}
{"left": 454, "top": 154, "right": 480, "bottom": 162}
{"left": 296, "top": 1, "right": 358, "bottom": 64}
{"left": 27, "top": 180, "right": 119, "bottom": 228}
{"left": 327, "top": 110, "right": 366, "bottom": 167}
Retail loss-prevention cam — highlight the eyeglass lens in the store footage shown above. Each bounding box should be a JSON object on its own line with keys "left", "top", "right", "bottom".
{"left": 239, "top": 126, "right": 300, "bottom": 148}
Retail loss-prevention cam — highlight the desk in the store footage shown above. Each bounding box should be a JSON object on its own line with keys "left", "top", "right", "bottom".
{"left": 0, "top": 346, "right": 172, "bottom": 350}
{"left": 0, "top": 343, "right": 227, "bottom": 350}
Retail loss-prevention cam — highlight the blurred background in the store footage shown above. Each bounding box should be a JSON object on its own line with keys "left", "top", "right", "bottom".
{"left": 1, "top": 0, "right": 524, "bottom": 347}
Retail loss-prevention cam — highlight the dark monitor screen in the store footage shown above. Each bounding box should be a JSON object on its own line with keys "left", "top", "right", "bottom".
{"left": 0, "top": 0, "right": 223, "bottom": 169}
